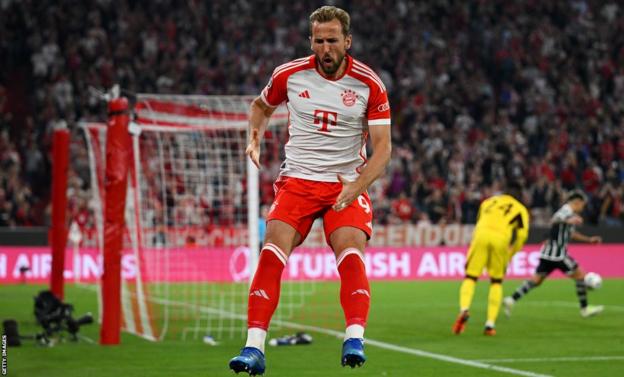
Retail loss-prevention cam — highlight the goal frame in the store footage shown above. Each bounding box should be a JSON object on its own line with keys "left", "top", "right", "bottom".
{"left": 50, "top": 94, "right": 285, "bottom": 344}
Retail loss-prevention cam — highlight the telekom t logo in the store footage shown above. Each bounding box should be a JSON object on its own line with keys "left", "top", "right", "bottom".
{"left": 314, "top": 109, "right": 338, "bottom": 132}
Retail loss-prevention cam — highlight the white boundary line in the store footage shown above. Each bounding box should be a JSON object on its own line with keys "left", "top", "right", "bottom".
{"left": 77, "top": 334, "right": 96, "bottom": 344}
{"left": 82, "top": 285, "right": 624, "bottom": 375}
{"left": 268, "top": 317, "right": 552, "bottom": 377}
{"left": 141, "top": 295, "right": 552, "bottom": 377}
{"left": 475, "top": 356, "right": 624, "bottom": 363}
{"left": 357, "top": 300, "right": 624, "bottom": 313}
{"left": 74, "top": 285, "right": 551, "bottom": 376}
{"left": 524, "top": 301, "right": 624, "bottom": 312}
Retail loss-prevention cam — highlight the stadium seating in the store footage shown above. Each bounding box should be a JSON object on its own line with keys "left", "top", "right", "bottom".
{"left": 0, "top": 0, "right": 623, "bottom": 227}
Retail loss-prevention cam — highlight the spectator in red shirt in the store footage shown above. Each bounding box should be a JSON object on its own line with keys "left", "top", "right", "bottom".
{"left": 391, "top": 192, "right": 415, "bottom": 222}
{"left": 582, "top": 162, "right": 602, "bottom": 195}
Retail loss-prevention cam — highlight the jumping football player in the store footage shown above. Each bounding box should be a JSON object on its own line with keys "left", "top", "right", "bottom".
{"left": 229, "top": 5, "right": 392, "bottom": 375}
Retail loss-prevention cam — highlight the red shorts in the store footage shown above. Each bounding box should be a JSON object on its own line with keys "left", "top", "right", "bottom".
{"left": 266, "top": 176, "right": 373, "bottom": 245}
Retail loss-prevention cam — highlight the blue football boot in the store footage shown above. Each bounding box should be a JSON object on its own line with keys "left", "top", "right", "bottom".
{"left": 341, "top": 338, "right": 366, "bottom": 368}
{"left": 229, "top": 347, "right": 266, "bottom": 375}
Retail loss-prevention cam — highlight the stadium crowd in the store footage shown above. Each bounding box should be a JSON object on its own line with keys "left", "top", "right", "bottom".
{"left": 1, "top": 0, "right": 624, "bottom": 228}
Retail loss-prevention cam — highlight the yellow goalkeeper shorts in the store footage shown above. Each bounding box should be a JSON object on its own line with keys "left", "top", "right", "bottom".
{"left": 465, "top": 229, "right": 509, "bottom": 280}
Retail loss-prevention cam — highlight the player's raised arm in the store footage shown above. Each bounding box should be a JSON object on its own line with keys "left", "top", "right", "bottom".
{"left": 246, "top": 97, "right": 276, "bottom": 169}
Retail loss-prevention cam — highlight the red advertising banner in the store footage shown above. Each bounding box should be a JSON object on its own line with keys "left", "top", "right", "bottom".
{"left": 0, "top": 244, "right": 622, "bottom": 284}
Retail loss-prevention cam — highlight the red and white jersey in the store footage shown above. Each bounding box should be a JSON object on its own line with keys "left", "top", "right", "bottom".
{"left": 261, "top": 54, "right": 391, "bottom": 182}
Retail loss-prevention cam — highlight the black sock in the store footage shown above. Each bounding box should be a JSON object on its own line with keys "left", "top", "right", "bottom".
{"left": 511, "top": 280, "right": 536, "bottom": 301}
{"left": 575, "top": 279, "right": 588, "bottom": 309}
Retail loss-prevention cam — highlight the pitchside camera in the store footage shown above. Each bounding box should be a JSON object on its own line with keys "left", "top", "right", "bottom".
{"left": 34, "top": 290, "right": 93, "bottom": 344}
{"left": 2, "top": 291, "right": 94, "bottom": 347}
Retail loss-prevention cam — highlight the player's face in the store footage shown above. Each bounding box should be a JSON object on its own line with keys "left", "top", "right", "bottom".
{"left": 310, "top": 19, "right": 352, "bottom": 77}
{"left": 570, "top": 199, "right": 586, "bottom": 213}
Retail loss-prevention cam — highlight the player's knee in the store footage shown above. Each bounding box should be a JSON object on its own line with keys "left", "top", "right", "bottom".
{"left": 490, "top": 278, "right": 503, "bottom": 285}
{"left": 264, "top": 231, "right": 299, "bottom": 254}
{"left": 570, "top": 268, "right": 584, "bottom": 280}
{"left": 329, "top": 227, "right": 367, "bottom": 253}
{"left": 263, "top": 237, "right": 289, "bottom": 252}
{"left": 465, "top": 275, "right": 478, "bottom": 281}
{"left": 532, "top": 275, "right": 545, "bottom": 286}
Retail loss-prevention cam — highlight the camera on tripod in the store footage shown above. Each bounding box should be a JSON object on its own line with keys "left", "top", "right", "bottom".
{"left": 3, "top": 290, "right": 93, "bottom": 347}
{"left": 34, "top": 290, "right": 93, "bottom": 344}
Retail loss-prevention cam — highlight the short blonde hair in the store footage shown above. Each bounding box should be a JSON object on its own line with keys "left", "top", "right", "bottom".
{"left": 309, "top": 6, "right": 351, "bottom": 36}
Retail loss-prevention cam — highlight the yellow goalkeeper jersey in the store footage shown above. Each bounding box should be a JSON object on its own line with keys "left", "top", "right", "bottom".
{"left": 474, "top": 194, "right": 530, "bottom": 254}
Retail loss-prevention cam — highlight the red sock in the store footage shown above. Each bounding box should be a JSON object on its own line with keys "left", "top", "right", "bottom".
{"left": 337, "top": 248, "right": 370, "bottom": 328}
{"left": 247, "top": 243, "right": 287, "bottom": 330}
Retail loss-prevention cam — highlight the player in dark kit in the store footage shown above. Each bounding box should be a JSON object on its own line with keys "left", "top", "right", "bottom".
{"left": 503, "top": 191, "right": 604, "bottom": 318}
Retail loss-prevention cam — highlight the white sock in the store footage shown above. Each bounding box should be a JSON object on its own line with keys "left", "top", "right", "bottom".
{"left": 344, "top": 324, "right": 365, "bottom": 341}
{"left": 485, "top": 320, "right": 495, "bottom": 328}
{"left": 245, "top": 328, "right": 267, "bottom": 353}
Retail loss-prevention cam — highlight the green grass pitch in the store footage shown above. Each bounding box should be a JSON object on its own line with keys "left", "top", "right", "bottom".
{"left": 2, "top": 279, "right": 623, "bottom": 377}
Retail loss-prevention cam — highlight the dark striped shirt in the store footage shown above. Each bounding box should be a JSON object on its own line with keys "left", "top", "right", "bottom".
{"left": 540, "top": 204, "right": 575, "bottom": 261}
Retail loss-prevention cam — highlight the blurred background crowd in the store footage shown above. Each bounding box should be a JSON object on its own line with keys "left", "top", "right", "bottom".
{"left": 1, "top": 0, "right": 623, "bottom": 229}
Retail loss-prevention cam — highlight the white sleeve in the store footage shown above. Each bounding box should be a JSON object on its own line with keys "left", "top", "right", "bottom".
{"left": 551, "top": 204, "right": 574, "bottom": 223}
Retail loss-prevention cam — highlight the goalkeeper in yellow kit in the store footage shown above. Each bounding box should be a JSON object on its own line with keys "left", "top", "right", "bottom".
{"left": 452, "top": 182, "right": 529, "bottom": 336}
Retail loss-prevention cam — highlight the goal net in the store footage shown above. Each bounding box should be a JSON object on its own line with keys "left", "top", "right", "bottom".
{"left": 78, "top": 94, "right": 341, "bottom": 342}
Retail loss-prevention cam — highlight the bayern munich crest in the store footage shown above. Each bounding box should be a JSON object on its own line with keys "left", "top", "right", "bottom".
{"left": 341, "top": 89, "right": 358, "bottom": 107}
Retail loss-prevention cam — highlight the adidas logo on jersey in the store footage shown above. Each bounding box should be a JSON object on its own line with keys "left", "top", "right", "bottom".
{"left": 351, "top": 289, "right": 370, "bottom": 297}
{"left": 250, "top": 289, "right": 270, "bottom": 300}
{"left": 298, "top": 90, "right": 310, "bottom": 98}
